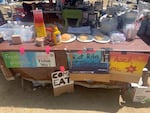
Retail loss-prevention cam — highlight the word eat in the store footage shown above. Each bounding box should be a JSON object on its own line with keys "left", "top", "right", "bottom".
{"left": 51, "top": 71, "right": 73, "bottom": 88}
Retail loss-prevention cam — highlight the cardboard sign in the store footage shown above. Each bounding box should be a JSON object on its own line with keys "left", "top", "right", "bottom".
{"left": 51, "top": 71, "right": 74, "bottom": 88}
{"left": 67, "top": 50, "right": 109, "bottom": 74}
{"left": 110, "top": 52, "right": 149, "bottom": 76}
{"left": 2, "top": 52, "right": 56, "bottom": 68}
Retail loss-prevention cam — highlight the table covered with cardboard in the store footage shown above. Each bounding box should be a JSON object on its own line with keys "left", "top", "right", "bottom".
{"left": 0, "top": 38, "right": 150, "bottom": 85}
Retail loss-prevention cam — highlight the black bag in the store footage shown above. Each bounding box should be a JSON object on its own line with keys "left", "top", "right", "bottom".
{"left": 137, "top": 19, "right": 150, "bottom": 45}
{"left": 142, "top": 0, "right": 150, "bottom": 3}
{"left": 0, "top": 10, "right": 6, "bottom": 26}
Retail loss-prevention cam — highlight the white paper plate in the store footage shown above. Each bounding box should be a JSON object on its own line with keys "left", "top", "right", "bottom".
{"left": 77, "top": 35, "right": 94, "bottom": 42}
{"left": 61, "top": 34, "right": 76, "bottom": 43}
{"left": 94, "top": 35, "right": 110, "bottom": 43}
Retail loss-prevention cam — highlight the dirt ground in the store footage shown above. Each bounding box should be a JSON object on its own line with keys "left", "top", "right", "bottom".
{"left": 0, "top": 0, "right": 150, "bottom": 113}
{"left": 0, "top": 72, "right": 150, "bottom": 113}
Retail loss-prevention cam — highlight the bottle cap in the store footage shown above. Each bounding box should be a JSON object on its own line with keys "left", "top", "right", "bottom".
{"left": 16, "top": 17, "right": 20, "bottom": 21}
{"left": 7, "top": 21, "right": 11, "bottom": 24}
{"left": 53, "top": 26, "right": 58, "bottom": 31}
{"left": 14, "top": 21, "right": 17, "bottom": 24}
{"left": 46, "top": 27, "right": 53, "bottom": 32}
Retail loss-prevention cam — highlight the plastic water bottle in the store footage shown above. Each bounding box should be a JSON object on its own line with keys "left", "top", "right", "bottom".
{"left": 7, "top": 21, "right": 13, "bottom": 28}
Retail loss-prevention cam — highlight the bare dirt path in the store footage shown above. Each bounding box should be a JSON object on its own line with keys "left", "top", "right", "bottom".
{"left": 0, "top": 73, "right": 150, "bottom": 113}
{"left": 0, "top": 1, "right": 149, "bottom": 113}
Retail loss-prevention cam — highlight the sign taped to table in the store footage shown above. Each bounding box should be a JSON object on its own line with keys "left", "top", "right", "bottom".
{"left": 2, "top": 52, "right": 56, "bottom": 68}
{"left": 110, "top": 52, "right": 149, "bottom": 76}
{"left": 67, "top": 50, "right": 109, "bottom": 74}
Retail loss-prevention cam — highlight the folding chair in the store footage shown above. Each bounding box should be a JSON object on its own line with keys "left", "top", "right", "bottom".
{"left": 62, "top": 9, "right": 83, "bottom": 30}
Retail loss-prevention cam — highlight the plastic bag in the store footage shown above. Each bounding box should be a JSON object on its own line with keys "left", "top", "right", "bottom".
{"left": 110, "top": 31, "right": 126, "bottom": 44}
{"left": 123, "top": 24, "right": 137, "bottom": 41}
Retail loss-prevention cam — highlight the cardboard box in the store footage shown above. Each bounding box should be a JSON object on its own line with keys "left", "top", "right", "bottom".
{"left": 131, "top": 77, "right": 150, "bottom": 103}
{"left": 133, "top": 86, "right": 150, "bottom": 103}
{"left": 70, "top": 73, "right": 110, "bottom": 83}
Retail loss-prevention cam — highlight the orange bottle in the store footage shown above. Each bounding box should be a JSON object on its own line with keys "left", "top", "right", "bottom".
{"left": 33, "top": 9, "right": 47, "bottom": 38}
{"left": 46, "top": 27, "right": 53, "bottom": 41}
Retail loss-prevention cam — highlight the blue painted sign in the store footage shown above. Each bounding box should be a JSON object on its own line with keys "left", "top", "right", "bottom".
{"left": 67, "top": 50, "right": 109, "bottom": 73}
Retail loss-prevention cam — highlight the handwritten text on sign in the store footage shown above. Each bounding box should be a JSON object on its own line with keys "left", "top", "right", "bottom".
{"left": 110, "top": 52, "right": 149, "bottom": 75}
{"left": 2, "top": 52, "right": 56, "bottom": 68}
{"left": 67, "top": 50, "right": 109, "bottom": 73}
{"left": 51, "top": 71, "right": 74, "bottom": 88}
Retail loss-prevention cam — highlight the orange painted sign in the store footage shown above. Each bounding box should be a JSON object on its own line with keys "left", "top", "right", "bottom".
{"left": 110, "top": 52, "right": 149, "bottom": 76}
